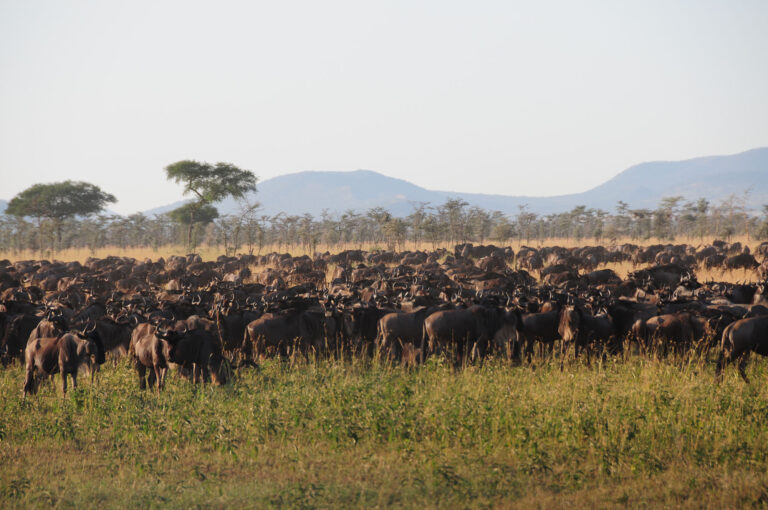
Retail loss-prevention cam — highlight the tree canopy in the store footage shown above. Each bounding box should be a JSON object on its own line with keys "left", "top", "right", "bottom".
{"left": 6, "top": 181, "right": 116, "bottom": 221}
{"left": 164, "top": 160, "right": 257, "bottom": 250}
{"left": 169, "top": 203, "right": 219, "bottom": 225}
{"left": 164, "top": 160, "right": 257, "bottom": 204}
{"left": 6, "top": 180, "right": 116, "bottom": 254}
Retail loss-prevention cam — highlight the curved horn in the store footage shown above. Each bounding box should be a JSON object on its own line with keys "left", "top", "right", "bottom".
{"left": 82, "top": 320, "right": 96, "bottom": 335}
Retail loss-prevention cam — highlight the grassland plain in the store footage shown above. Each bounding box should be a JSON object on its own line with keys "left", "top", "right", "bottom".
{"left": 0, "top": 236, "right": 762, "bottom": 286}
{"left": 0, "top": 235, "right": 761, "bottom": 264}
{"left": 2, "top": 354, "right": 768, "bottom": 509}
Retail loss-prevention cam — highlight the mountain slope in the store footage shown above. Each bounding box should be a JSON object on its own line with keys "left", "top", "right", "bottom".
{"left": 568, "top": 147, "right": 768, "bottom": 212}
{"left": 3, "top": 149, "right": 765, "bottom": 218}
{"left": 206, "top": 147, "right": 768, "bottom": 217}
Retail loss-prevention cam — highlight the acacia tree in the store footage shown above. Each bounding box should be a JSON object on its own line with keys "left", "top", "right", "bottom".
{"left": 164, "top": 160, "right": 257, "bottom": 251}
{"left": 6, "top": 181, "right": 116, "bottom": 256}
{"left": 168, "top": 203, "right": 219, "bottom": 250}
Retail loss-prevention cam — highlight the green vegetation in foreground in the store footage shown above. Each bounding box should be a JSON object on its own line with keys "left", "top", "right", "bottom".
{"left": 2, "top": 356, "right": 768, "bottom": 508}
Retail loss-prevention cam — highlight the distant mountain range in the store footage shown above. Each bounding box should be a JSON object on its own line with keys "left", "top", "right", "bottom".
{"left": 157, "top": 147, "right": 768, "bottom": 217}
{"left": 3, "top": 148, "right": 768, "bottom": 218}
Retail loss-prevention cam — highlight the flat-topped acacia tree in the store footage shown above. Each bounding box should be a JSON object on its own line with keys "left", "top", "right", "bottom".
{"left": 6, "top": 181, "right": 116, "bottom": 256}
{"left": 164, "top": 160, "right": 257, "bottom": 251}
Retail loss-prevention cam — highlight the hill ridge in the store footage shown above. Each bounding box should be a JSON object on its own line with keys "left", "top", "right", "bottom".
{"left": 2, "top": 148, "right": 767, "bottom": 217}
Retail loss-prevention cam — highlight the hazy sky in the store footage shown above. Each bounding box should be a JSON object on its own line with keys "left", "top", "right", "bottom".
{"left": 1, "top": 1, "right": 767, "bottom": 214}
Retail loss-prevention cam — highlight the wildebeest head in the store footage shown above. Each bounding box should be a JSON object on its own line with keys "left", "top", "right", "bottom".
{"left": 558, "top": 305, "right": 583, "bottom": 343}
{"left": 45, "top": 307, "right": 68, "bottom": 330}
{"left": 156, "top": 323, "right": 186, "bottom": 341}
{"left": 491, "top": 307, "right": 524, "bottom": 349}
{"left": 156, "top": 323, "right": 186, "bottom": 358}
{"left": 77, "top": 321, "right": 106, "bottom": 365}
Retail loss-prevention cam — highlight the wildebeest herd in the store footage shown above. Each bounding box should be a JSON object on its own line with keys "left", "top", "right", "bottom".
{"left": 2, "top": 239, "right": 768, "bottom": 396}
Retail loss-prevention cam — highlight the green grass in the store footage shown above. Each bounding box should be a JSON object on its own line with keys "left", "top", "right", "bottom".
{"left": 2, "top": 355, "right": 768, "bottom": 508}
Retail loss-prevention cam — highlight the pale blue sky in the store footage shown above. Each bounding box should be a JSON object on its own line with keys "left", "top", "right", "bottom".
{"left": 1, "top": 1, "right": 767, "bottom": 214}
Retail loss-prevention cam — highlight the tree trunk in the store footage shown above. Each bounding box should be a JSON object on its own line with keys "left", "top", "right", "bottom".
{"left": 37, "top": 217, "right": 44, "bottom": 259}
{"left": 187, "top": 208, "right": 196, "bottom": 252}
{"left": 55, "top": 219, "right": 63, "bottom": 256}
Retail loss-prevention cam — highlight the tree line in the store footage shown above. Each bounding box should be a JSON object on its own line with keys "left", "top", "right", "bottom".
{"left": 3, "top": 161, "right": 768, "bottom": 258}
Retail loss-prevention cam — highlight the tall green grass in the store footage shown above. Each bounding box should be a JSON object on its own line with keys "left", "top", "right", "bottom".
{"left": 2, "top": 356, "right": 768, "bottom": 508}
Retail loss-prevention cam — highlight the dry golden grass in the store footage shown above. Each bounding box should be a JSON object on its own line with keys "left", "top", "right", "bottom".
{"left": 0, "top": 235, "right": 762, "bottom": 283}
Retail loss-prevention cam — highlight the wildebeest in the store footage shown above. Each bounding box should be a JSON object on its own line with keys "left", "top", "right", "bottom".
{"left": 715, "top": 316, "right": 768, "bottom": 383}
{"left": 422, "top": 305, "right": 523, "bottom": 365}
{"left": 214, "top": 305, "right": 262, "bottom": 354}
{"left": 558, "top": 305, "right": 615, "bottom": 366}
{"left": 243, "top": 308, "right": 339, "bottom": 360}
{"left": 724, "top": 253, "right": 759, "bottom": 271}
{"left": 92, "top": 316, "right": 136, "bottom": 360}
{"left": 129, "top": 322, "right": 179, "bottom": 390}
{"left": 23, "top": 325, "right": 105, "bottom": 396}
{"left": 1, "top": 313, "right": 42, "bottom": 363}
{"left": 376, "top": 307, "right": 439, "bottom": 361}
{"left": 631, "top": 313, "right": 707, "bottom": 355}
{"left": 343, "top": 304, "right": 393, "bottom": 354}
{"left": 516, "top": 308, "right": 561, "bottom": 361}
{"left": 168, "top": 328, "right": 228, "bottom": 385}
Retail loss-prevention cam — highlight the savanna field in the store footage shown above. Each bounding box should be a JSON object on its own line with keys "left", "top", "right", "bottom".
{"left": 3, "top": 354, "right": 768, "bottom": 509}
{"left": 4, "top": 0, "right": 768, "bottom": 507}
{"left": 2, "top": 237, "right": 767, "bottom": 509}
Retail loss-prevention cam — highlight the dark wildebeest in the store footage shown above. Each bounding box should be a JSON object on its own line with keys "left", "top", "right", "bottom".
{"left": 343, "top": 304, "right": 394, "bottom": 355}
{"left": 558, "top": 305, "right": 615, "bottom": 367}
{"left": 27, "top": 313, "right": 68, "bottom": 345}
{"left": 376, "top": 307, "right": 438, "bottom": 362}
{"left": 516, "top": 309, "right": 561, "bottom": 361}
{"left": 631, "top": 313, "right": 707, "bottom": 355}
{"left": 169, "top": 328, "right": 228, "bottom": 385}
{"left": 724, "top": 253, "right": 759, "bottom": 271}
{"left": 92, "top": 316, "right": 136, "bottom": 361}
{"left": 214, "top": 305, "right": 261, "bottom": 355}
{"left": 422, "top": 305, "right": 523, "bottom": 365}
{"left": 243, "top": 309, "right": 337, "bottom": 360}
{"left": 23, "top": 325, "right": 105, "bottom": 396}
{"left": 1, "top": 313, "right": 42, "bottom": 363}
{"left": 129, "top": 322, "right": 179, "bottom": 390}
{"left": 715, "top": 316, "right": 768, "bottom": 383}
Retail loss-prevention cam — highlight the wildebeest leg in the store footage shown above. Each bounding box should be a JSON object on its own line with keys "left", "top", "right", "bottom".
{"left": 525, "top": 339, "right": 535, "bottom": 363}
{"left": 391, "top": 337, "right": 402, "bottom": 363}
{"left": 715, "top": 349, "right": 729, "bottom": 383}
{"left": 61, "top": 369, "right": 67, "bottom": 395}
{"left": 148, "top": 369, "right": 157, "bottom": 388}
{"left": 88, "top": 360, "right": 98, "bottom": 385}
{"left": 738, "top": 352, "right": 751, "bottom": 384}
{"left": 71, "top": 371, "right": 77, "bottom": 391}
{"left": 476, "top": 339, "right": 487, "bottom": 365}
{"left": 560, "top": 341, "right": 566, "bottom": 371}
{"left": 154, "top": 366, "right": 165, "bottom": 391}
{"left": 137, "top": 364, "right": 147, "bottom": 390}
{"left": 23, "top": 364, "right": 36, "bottom": 396}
